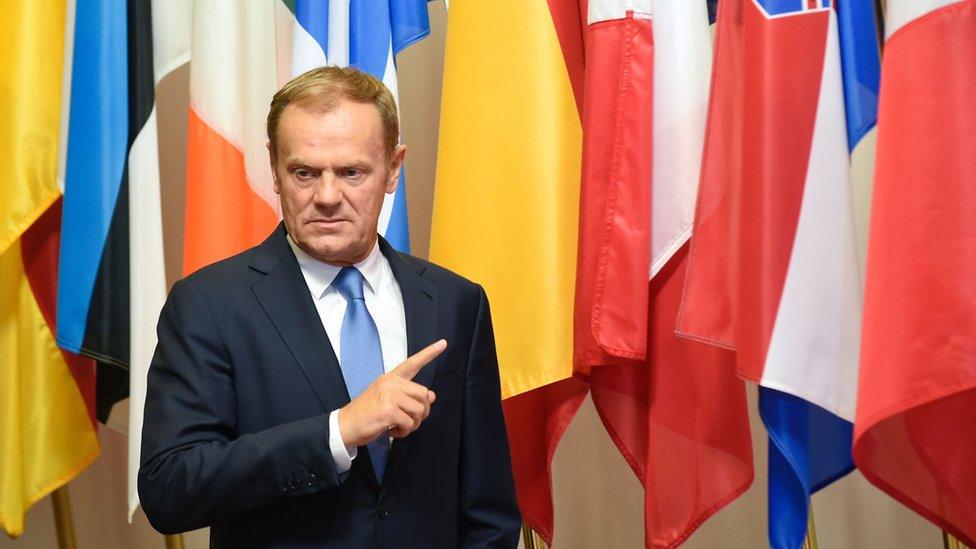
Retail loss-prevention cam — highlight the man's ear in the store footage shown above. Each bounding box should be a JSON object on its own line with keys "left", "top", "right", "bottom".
{"left": 267, "top": 141, "right": 281, "bottom": 194}
{"left": 386, "top": 144, "right": 407, "bottom": 194}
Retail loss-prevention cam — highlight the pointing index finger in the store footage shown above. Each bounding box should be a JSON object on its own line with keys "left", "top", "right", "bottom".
{"left": 393, "top": 339, "right": 447, "bottom": 380}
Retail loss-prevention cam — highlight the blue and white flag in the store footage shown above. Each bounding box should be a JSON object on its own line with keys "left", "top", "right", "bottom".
{"left": 286, "top": 0, "right": 433, "bottom": 252}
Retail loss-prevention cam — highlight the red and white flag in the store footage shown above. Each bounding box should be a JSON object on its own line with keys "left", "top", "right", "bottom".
{"left": 574, "top": 1, "right": 753, "bottom": 545}
{"left": 855, "top": 0, "right": 976, "bottom": 544}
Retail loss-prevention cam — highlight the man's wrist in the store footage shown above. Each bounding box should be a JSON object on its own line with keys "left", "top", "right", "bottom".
{"left": 328, "top": 410, "right": 357, "bottom": 474}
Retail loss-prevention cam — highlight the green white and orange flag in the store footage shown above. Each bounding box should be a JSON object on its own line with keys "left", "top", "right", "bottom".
{"left": 182, "top": 1, "right": 281, "bottom": 276}
{"left": 184, "top": 0, "right": 429, "bottom": 273}
{"left": 0, "top": 0, "right": 99, "bottom": 537}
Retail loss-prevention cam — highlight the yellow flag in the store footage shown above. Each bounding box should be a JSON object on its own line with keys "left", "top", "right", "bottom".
{"left": 0, "top": 0, "right": 67, "bottom": 255}
{"left": 0, "top": 1, "right": 100, "bottom": 537}
{"left": 429, "top": 1, "right": 582, "bottom": 399}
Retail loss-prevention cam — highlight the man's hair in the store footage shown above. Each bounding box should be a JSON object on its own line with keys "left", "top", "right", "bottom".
{"left": 267, "top": 66, "right": 399, "bottom": 158}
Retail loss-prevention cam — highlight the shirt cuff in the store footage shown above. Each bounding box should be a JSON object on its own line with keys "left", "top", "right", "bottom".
{"left": 328, "top": 410, "right": 358, "bottom": 474}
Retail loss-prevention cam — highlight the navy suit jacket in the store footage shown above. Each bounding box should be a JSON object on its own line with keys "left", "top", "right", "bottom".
{"left": 139, "top": 225, "right": 520, "bottom": 548}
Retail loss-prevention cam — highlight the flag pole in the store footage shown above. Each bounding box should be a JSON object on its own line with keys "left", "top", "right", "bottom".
{"left": 164, "top": 534, "right": 186, "bottom": 549}
{"left": 522, "top": 524, "right": 538, "bottom": 549}
{"left": 521, "top": 524, "right": 548, "bottom": 549}
{"left": 874, "top": 0, "right": 887, "bottom": 45}
{"left": 802, "top": 507, "right": 819, "bottom": 549}
{"left": 943, "top": 531, "right": 965, "bottom": 549}
{"left": 51, "top": 486, "right": 77, "bottom": 549}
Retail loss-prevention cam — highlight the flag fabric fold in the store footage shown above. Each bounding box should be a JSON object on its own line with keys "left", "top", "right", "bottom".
{"left": 574, "top": 5, "right": 652, "bottom": 373}
{"left": 127, "top": 0, "right": 192, "bottom": 518}
{"left": 429, "top": 0, "right": 588, "bottom": 542}
{"left": 576, "top": 1, "right": 753, "bottom": 546}
{"left": 182, "top": 1, "right": 281, "bottom": 277}
{"left": 0, "top": 0, "right": 100, "bottom": 536}
{"left": 677, "top": 1, "right": 876, "bottom": 546}
{"left": 47, "top": 0, "right": 179, "bottom": 518}
{"left": 855, "top": 0, "right": 976, "bottom": 544}
{"left": 56, "top": 0, "right": 132, "bottom": 420}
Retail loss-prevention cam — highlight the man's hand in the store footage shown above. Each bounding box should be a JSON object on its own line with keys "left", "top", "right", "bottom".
{"left": 337, "top": 339, "right": 446, "bottom": 447}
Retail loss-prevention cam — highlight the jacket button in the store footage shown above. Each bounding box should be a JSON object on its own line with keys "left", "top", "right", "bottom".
{"left": 306, "top": 473, "right": 317, "bottom": 486}
{"left": 377, "top": 506, "right": 390, "bottom": 519}
{"left": 282, "top": 485, "right": 290, "bottom": 494}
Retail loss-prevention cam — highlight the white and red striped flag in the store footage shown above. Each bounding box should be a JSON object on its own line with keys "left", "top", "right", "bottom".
{"left": 855, "top": 0, "right": 976, "bottom": 544}
{"left": 574, "top": 2, "right": 753, "bottom": 546}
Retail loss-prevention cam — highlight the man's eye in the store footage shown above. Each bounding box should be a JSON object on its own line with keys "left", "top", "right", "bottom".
{"left": 295, "top": 169, "right": 314, "bottom": 180}
{"left": 342, "top": 168, "right": 362, "bottom": 178}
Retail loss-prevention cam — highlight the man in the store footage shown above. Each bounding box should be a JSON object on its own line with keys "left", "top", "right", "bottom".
{"left": 139, "top": 66, "right": 520, "bottom": 548}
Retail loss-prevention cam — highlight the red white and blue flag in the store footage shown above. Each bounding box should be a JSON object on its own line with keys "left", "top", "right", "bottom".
{"left": 677, "top": 0, "right": 880, "bottom": 546}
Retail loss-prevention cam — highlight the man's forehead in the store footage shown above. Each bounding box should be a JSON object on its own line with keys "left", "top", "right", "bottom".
{"left": 275, "top": 101, "right": 386, "bottom": 155}
{"left": 283, "top": 152, "right": 375, "bottom": 166}
{"left": 282, "top": 98, "right": 383, "bottom": 127}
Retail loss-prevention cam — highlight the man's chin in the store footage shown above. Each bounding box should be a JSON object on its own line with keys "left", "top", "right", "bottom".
{"left": 297, "top": 236, "right": 367, "bottom": 265}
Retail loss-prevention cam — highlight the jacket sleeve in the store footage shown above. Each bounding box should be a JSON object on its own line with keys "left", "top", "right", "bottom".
{"left": 458, "top": 287, "right": 522, "bottom": 548}
{"left": 138, "top": 278, "right": 341, "bottom": 535}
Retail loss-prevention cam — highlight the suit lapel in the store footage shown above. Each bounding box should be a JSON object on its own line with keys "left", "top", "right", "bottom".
{"left": 251, "top": 226, "right": 383, "bottom": 492}
{"left": 249, "top": 225, "right": 351, "bottom": 423}
{"left": 379, "top": 238, "right": 440, "bottom": 492}
{"left": 249, "top": 229, "right": 438, "bottom": 492}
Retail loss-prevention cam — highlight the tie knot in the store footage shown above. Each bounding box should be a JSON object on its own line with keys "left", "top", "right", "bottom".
{"left": 333, "top": 266, "right": 366, "bottom": 302}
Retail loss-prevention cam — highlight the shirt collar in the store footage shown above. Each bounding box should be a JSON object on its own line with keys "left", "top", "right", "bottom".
{"left": 286, "top": 235, "right": 384, "bottom": 299}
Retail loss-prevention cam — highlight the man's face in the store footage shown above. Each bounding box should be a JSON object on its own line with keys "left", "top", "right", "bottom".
{"left": 270, "top": 100, "right": 405, "bottom": 265}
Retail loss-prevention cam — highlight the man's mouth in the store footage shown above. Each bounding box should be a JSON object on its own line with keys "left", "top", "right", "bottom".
{"left": 307, "top": 218, "right": 346, "bottom": 226}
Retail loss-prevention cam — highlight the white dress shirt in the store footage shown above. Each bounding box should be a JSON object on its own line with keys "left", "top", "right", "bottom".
{"left": 287, "top": 236, "right": 408, "bottom": 474}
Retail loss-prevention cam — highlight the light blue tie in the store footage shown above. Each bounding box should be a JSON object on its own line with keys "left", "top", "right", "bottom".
{"left": 332, "top": 266, "right": 389, "bottom": 482}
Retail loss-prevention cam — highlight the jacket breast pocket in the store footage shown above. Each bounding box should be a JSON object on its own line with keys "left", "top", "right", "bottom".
{"left": 430, "top": 361, "right": 465, "bottom": 397}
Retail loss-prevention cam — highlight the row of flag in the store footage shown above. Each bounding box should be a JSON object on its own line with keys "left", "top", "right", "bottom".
{"left": 1, "top": 0, "right": 974, "bottom": 547}
{"left": 0, "top": 0, "right": 427, "bottom": 536}
{"left": 431, "top": 0, "right": 975, "bottom": 547}
{"left": 679, "top": 0, "right": 874, "bottom": 545}
{"left": 431, "top": 1, "right": 749, "bottom": 545}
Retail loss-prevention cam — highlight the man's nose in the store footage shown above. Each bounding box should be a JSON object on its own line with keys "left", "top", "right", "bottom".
{"left": 312, "top": 172, "right": 342, "bottom": 207}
